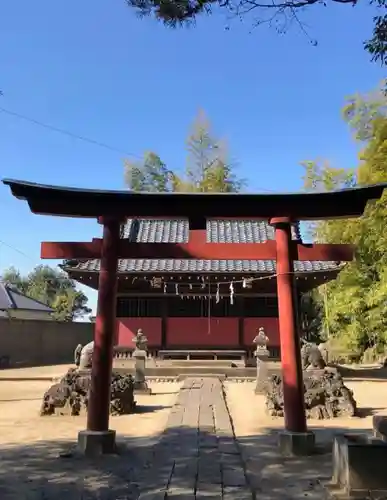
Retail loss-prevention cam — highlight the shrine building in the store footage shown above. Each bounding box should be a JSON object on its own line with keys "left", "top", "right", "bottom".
{"left": 63, "top": 218, "right": 342, "bottom": 358}
{"left": 4, "top": 179, "right": 385, "bottom": 452}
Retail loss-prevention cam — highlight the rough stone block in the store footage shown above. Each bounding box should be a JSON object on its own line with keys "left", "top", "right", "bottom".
{"left": 77, "top": 429, "right": 116, "bottom": 456}
{"left": 278, "top": 430, "right": 315, "bottom": 456}
{"left": 332, "top": 434, "right": 387, "bottom": 495}
{"left": 266, "top": 369, "right": 357, "bottom": 419}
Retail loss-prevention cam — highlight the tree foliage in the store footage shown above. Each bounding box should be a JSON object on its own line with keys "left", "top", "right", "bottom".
{"left": 181, "top": 110, "right": 246, "bottom": 192}
{"left": 299, "top": 291, "right": 324, "bottom": 343}
{"left": 125, "top": 0, "right": 387, "bottom": 65}
{"left": 1, "top": 265, "right": 91, "bottom": 322}
{"left": 302, "top": 82, "right": 387, "bottom": 359}
{"left": 124, "top": 110, "right": 245, "bottom": 193}
{"left": 342, "top": 81, "right": 387, "bottom": 141}
{"left": 124, "top": 152, "right": 177, "bottom": 192}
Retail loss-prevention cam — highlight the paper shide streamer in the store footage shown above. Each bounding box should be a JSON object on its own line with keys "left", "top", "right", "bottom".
{"left": 229, "top": 282, "right": 234, "bottom": 305}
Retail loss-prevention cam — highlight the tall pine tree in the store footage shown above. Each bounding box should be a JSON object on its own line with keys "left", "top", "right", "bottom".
{"left": 183, "top": 110, "right": 245, "bottom": 193}
{"left": 123, "top": 111, "right": 245, "bottom": 193}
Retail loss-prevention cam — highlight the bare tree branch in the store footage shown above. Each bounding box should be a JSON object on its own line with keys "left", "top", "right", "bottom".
{"left": 125, "top": 0, "right": 386, "bottom": 65}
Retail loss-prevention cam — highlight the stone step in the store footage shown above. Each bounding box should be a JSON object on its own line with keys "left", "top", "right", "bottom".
{"left": 113, "top": 365, "right": 280, "bottom": 379}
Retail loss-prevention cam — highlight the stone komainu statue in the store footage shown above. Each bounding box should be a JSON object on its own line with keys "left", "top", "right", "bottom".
{"left": 74, "top": 344, "right": 83, "bottom": 367}
{"left": 78, "top": 341, "right": 94, "bottom": 370}
{"left": 300, "top": 339, "right": 326, "bottom": 370}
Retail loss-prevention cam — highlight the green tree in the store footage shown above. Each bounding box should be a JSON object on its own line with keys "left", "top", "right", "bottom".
{"left": 299, "top": 291, "right": 324, "bottom": 343}
{"left": 124, "top": 151, "right": 177, "bottom": 191}
{"left": 182, "top": 110, "right": 245, "bottom": 193}
{"left": 125, "top": 0, "right": 387, "bottom": 65}
{"left": 1, "top": 267, "right": 29, "bottom": 294}
{"left": 123, "top": 111, "right": 245, "bottom": 194}
{"left": 342, "top": 80, "right": 387, "bottom": 141}
{"left": 301, "top": 159, "right": 358, "bottom": 243}
{"left": 300, "top": 91, "right": 387, "bottom": 357}
{"left": 1, "top": 265, "right": 91, "bottom": 322}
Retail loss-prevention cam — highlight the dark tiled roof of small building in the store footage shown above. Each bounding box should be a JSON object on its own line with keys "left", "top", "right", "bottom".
{"left": 65, "top": 219, "right": 340, "bottom": 274}
{"left": 0, "top": 282, "right": 54, "bottom": 312}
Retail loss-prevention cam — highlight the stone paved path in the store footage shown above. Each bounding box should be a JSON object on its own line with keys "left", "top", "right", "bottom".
{"left": 136, "top": 377, "right": 253, "bottom": 499}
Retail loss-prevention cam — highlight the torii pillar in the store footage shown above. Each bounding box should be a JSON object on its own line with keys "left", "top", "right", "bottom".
{"left": 270, "top": 217, "right": 313, "bottom": 455}
{"left": 78, "top": 216, "right": 123, "bottom": 456}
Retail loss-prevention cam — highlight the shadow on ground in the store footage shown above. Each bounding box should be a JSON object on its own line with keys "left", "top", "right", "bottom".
{"left": 0, "top": 423, "right": 373, "bottom": 499}
{"left": 338, "top": 365, "right": 387, "bottom": 381}
{"left": 355, "top": 407, "right": 386, "bottom": 418}
{"left": 134, "top": 404, "right": 172, "bottom": 414}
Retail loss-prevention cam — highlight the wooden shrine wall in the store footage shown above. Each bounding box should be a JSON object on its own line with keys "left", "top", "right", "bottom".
{"left": 116, "top": 318, "right": 162, "bottom": 347}
{"left": 115, "top": 295, "right": 281, "bottom": 349}
{"left": 243, "top": 317, "right": 279, "bottom": 346}
{"left": 166, "top": 318, "right": 239, "bottom": 347}
{"left": 116, "top": 317, "right": 280, "bottom": 349}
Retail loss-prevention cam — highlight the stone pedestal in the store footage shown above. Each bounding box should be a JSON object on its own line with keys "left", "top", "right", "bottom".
{"left": 278, "top": 430, "right": 315, "bottom": 456}
{"left": 254, "top": 348, "right": 270, "bottom": 394}
{"left": 133, "top": 349, "right": 152, "bottom": 394}
{"left": 330, "top": 434, "right": 387, "bottom": 496}
{"left": 373, "top": 414, "right": 387, "bottom": 441}
{"left": 78, "top": 429, "right": 117, "bottom": 456}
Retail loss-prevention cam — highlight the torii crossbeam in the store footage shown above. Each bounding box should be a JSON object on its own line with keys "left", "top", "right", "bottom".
{"left": 3, "top": 178, "right": 386, "bottom": 456}
{"left": 40, "top": 232, "right": 354, "bottom": 261}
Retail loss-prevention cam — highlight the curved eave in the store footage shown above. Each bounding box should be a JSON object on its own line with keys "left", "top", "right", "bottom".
{"left": 2, "top": 179, "right": 387, "bottom": 220}
{"left": 61, "top": 263, "right": 344, "bottom": 276}
{"left": 63, "top": 265, "right": 343, "bottom": 293}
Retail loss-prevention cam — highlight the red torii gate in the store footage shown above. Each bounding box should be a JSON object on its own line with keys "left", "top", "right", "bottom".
{"left": 3, "top": 179, "right": 386, "bottom": 455}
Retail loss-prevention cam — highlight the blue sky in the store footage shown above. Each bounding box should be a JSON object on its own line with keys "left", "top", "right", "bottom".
{"left": 0, "top": 0, "right": 385, "bottom": 316}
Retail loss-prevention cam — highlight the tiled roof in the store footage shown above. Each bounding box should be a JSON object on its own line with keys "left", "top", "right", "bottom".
{"left": 65, "top": 219, "right": 340, "bottom": 274}
{"left": 0, "top": 282, "right": 54, "bottom": 312}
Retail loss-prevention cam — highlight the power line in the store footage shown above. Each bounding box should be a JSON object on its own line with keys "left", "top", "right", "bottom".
{"left": 0, "top": 105, "right": 278, "bottom": 194}
{"left": 0, "top": 239, "right": 33, "bottom": 260}
{"left": 0, "top": 106, "right": 143, "bottom": 159}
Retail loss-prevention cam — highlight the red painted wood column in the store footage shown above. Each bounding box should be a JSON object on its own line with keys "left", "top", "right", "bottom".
{"left": 87, "top": 216, "right": 122, "bottom": 432}
{"left": 270, "top": 217, "right": 307, "bottom": 433}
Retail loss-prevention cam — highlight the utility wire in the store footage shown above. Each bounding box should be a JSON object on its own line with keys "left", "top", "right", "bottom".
{"left": 0, "top": 106, "right": 142, "bottom": 159}
{"left": 0, "top": 239, "right": 33, "bottom": 260}
{"left": 0, "top": 105, "right": 277, "bottom": 194}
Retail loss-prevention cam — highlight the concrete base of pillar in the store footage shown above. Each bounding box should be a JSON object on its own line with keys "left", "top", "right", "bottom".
{"left": 278, "top": 430, "right": 315, "bottom": 456}
{"left": 78, "top": 429, "right": 117, "bottom": 456}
